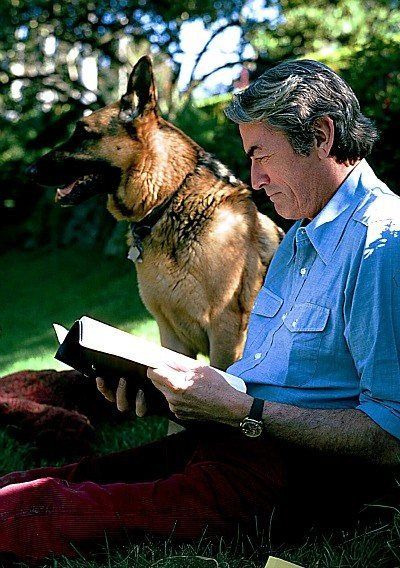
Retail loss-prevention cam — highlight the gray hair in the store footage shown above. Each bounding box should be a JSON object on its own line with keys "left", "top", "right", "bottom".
{"left": 225, "top": 60, "right": 378, "bottom": 164}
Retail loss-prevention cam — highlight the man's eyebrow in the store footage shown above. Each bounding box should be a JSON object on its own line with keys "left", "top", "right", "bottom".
{"left": 246, "top": 145, "right": 261, "bottom": 159}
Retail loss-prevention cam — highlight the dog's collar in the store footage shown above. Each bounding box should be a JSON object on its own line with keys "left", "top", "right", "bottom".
{"left": 128, "top": 192, "right": 175, "bottom": 263}
{"left": 128, "top": 169, "right": 194, "bottom": 263}
{"left": 127, "top": 152, "right": 218, "bottom": 263}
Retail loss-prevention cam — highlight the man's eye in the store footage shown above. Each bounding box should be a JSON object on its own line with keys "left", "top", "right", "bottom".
{"left": 255, "top": 155, "right": 272, "bottom": 163}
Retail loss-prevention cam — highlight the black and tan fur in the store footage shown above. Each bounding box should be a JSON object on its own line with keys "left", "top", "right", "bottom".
{"left": 32, "top": 56, "right": 283, "bottom": 370}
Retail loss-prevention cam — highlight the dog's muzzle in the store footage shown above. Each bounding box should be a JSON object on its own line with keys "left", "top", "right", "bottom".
{"left": 28, "top": 153, "right": 121, "bottom": 207}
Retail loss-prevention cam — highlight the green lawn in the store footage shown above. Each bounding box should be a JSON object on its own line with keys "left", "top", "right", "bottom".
{"left": 0, "top": 247, "right": 159, "bottom": 376}
{"left": 0, "top": 248, "right": 398, "bottom": 568}
{"left": 0, "top": 246, "right": 167, "bottom": 467}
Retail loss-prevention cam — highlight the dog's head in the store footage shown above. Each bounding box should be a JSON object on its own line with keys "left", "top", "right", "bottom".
{"left": 30, "top": 56, "right": 169, "bottom": 215}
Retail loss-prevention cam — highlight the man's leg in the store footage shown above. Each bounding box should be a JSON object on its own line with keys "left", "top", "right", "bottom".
{"left": 0, "top": 429, "right": 196, "bottom": 489}
{"left": 0, "top": 427, "right": 285, "bottom": 563}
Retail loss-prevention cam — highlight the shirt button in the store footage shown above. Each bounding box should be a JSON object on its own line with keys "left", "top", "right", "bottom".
{"left": 292, "top": 321, "right": 297, "bottom": 328}
{"left": 282, "top": 312, "right": 288, "bottom": 321}
{"left": 300, "top": 267, "right": 307, "bottom": 276}
{"left": 254, "top": 352, "right": 262, "bottom": 360}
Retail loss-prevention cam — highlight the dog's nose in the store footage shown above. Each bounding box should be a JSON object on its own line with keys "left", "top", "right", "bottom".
{"left": 26, "top": 163, "right": 38, "bottom": 179}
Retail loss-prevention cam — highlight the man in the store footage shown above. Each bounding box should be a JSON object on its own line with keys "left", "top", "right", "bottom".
{"left": 0, "top": 60, "right": 399, "bottom": 562}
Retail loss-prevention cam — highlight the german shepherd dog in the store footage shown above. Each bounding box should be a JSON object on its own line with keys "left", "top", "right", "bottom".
{"left": 31, "top": 56, "right": 283, "bottom": 371}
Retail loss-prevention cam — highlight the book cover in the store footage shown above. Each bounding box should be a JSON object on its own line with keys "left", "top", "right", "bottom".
{"left": 53, "top": 316, "right": 247, "bottom": 394}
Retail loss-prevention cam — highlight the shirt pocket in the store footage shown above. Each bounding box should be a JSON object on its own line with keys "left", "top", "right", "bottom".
{"left": 282, "top": 302, "right": 330, "bottom": 385}
{"left": 245, "top": 287, "right": 283, "bottom": 352}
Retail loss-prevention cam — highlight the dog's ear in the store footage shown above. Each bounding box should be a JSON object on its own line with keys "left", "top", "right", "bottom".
{"left": 119, "top": 56, "right": 158, "bottom": 123}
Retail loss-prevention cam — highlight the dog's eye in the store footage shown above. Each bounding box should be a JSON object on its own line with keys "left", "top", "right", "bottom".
{"left": 86, "top": 129, "right": 102, "bottom": 139}
{"left": 74, "top": 123, "right": 102, "bottom": 139}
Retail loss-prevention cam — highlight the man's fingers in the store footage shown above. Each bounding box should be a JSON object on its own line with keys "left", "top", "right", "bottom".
{"left": 135, "top": 389, "right": 147, "bottom": 417}
{"left": 96, "top": 377, "right": 147, "bottom": 416}
{"left": 96, "top": 377, "right": 115, "bottom": 402}
{"left": 147, "top": 366, "right": 172, "bottom": 384}
{"left": 147, "top": 366, "right": 194, "bottom": 391}
{"left": 116, "top": 378, "right": 130, "bottom": 412}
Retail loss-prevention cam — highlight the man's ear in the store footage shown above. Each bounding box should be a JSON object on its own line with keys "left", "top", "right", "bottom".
{"left": 119, "top": 56, "right": 158, "bottom": 124}
{"left": 313, "top": 116, "right": 334, "bottom": 159}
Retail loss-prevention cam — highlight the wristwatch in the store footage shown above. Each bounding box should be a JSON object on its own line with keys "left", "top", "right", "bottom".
{"left": 239, "top": 397, "right": 264, "bottom": 437}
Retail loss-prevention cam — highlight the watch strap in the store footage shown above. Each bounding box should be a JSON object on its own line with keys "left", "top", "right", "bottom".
{"left": 249, "top": 397, "right": 264, "bottom": 421}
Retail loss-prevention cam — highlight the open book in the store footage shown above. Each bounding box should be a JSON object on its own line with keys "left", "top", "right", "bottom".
{"left": 54, "top": 316, "right": 246, "bottom": 394}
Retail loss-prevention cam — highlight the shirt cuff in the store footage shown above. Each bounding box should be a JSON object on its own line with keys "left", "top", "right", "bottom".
{"left": 357, "top": 399, "right": 400, "bottom": 441}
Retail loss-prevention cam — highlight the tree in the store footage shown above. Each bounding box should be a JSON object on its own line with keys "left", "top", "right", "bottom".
{"left": 1, "top": 0, "right": 399, "bottom": 251}
{"left": 246, "top": 0, "right": 400, "bottom": 189}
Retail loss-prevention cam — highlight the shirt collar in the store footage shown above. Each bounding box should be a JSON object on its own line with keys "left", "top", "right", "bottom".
{"left": 287, "top": 160, "right": 374, "bottom": 265}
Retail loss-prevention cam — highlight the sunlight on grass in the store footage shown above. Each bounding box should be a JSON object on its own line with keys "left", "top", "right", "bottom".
{"left": 123, "top": 318, "right": 160, "bottom": 342}
{"left": 0, "top": 248, "right": 159, "bottom": 375}
{"left": 1, "top": 319, "right": 160, "bottom": 376}
{"left": 1, "top": 353, "right": 66, "bottom": 376}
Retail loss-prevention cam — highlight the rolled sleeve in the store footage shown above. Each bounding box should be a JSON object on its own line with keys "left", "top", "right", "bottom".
{"left": 346, "top": 220, "right": 400, "bottom": 440}
{"left": 357, "top": 398, "right": 400, "bottom": 440}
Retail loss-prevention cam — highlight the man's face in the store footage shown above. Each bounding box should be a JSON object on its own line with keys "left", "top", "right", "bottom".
{"left": 239, "top": 122, "right": 325, "bottom": 220}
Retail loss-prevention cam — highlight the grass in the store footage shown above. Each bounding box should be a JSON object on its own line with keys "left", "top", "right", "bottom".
{"left": 0, "top": 246, "right": 167, "bottom": 471}
{"left": 0, "top": 247, "right": 159, "bottom": 375}
{"left": 13, "top": 519, "right": 400, "bottom": 568}
{"left": 0, "top": 247, "right": 399, "bottom": 568}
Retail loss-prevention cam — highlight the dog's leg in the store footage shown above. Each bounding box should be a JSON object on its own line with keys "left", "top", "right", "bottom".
{"left": 157, "top": 316, "right": 197, "bottom": 359}
{"left": 208, "top": 310, "right": 246, "bottom": 371}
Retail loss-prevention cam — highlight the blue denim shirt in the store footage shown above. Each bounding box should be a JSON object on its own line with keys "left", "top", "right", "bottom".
{"left": 227, "top": 160, "right": 400, "bottom": 440}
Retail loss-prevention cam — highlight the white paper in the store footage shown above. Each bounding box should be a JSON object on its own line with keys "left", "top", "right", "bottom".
{"left": 215, "top": 370, "right": 247, "bottom": 393}
{"left": 265, "top": 557, "right": 304, "bottom": 568}
{"left": 54, "top": 316, "right": 247, "bottom": 393}
{"left": 53, "top": 323, "right": 69, "bottom": 344}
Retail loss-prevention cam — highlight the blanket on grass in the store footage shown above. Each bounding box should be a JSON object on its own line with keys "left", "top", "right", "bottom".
{"left": 0, "top": 370, "right": 125, "bottom": 458}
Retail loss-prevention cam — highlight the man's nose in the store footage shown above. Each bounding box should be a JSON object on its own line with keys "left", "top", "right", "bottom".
{"left": 251, "top": 164, "right": 270, "bottom": 191}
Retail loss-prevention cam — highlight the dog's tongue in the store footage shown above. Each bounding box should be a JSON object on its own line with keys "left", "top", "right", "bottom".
{"left": 55, "top": 180, "right": 77, "bottom": 201}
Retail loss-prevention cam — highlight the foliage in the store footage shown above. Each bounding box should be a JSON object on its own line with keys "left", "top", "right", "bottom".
{"left": 247, "top": 0, "right": 400, "bottom": 190}
{"left": 344, "top": 34, "right": 400, "bottom": 190}
{"left": 0, "top": 0, "right": 399, "bottom": 252}
{"left": 0, "top": 0, "right": 249, "bottom": 252}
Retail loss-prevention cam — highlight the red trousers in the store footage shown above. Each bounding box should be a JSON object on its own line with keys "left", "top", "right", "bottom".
{"left": 0, "top": 423, "right": 395, "bottom": 563}
{"left": 0, "top": 426, "right": 286, "bottom": 562}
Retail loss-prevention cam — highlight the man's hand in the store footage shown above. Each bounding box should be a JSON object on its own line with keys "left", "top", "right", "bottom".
{"left": 147, "top": 362, "right": 252, "bottom": 425}
{"left": 96, "top": 377, "right": 147, "bottom": 416}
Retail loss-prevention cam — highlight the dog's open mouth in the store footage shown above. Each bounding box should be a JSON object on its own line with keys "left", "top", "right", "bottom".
{"left": 31, "top": 153, "right": 122, "bottom": 207}
{"left": 54, "top": 173, "right": 110, "bottom": 207}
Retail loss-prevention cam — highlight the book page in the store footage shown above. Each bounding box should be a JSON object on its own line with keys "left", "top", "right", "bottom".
{"left": 265, "top": 557, "right": 304, "bottom": 568}
{"left": 77, "top": 317, "right": 246, "bottom": 393}
{"left": 53, "top": 323, "right": 69, "bottom": 344}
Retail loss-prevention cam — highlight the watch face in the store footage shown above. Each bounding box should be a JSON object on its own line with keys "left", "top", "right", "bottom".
{"left": 240, "top": 418, "right": 263, "bottom": 438}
